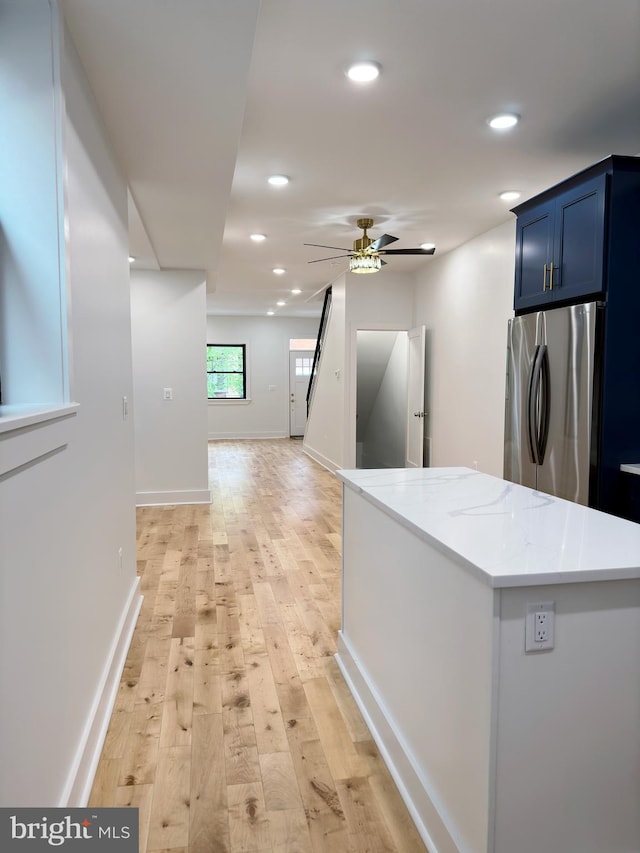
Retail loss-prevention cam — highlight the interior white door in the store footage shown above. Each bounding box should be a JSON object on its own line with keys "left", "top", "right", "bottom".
{"left": 405, "top": 326, "right": 426, "bottom": 467}
{"left": 289, "top": 350, "right": 314, "bottom": 436}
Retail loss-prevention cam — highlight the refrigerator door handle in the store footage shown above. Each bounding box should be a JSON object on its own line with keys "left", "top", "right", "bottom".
{"left": 526, "top": 345, "right": 541, "bottom": 464}
{"left": 527, "top": 344, "right": 550, "bottom": 465}
{"left": 537, "top": 345, "right": 551, "bottom": 464}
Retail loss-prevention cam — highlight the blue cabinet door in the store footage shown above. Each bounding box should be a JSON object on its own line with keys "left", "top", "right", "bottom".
{"left": 552, "top": 174, "right": 606, "bottom": 303}
{"left": 514, "top": 201, "right": 555, "bottom": 311}
{"left": 514, "top": 173, "right": 607, "bottom": 312}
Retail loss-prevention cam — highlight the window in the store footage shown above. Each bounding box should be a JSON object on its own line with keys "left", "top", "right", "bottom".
{"left": 295, "top": 356, "right": 313, "bottom": 377}
{"left": 207, "top": 344, "right": 246, "bottom": 399}
{"left": 289, "top": 338, "right": 317, "bottom": 351}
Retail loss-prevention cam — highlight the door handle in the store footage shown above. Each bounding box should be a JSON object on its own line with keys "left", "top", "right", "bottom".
{"left": 413, "top": 411, "right": 425, "bottom": 418}
{"left": 537, "top": 346, "right": 550, "bottom": 463}
{"left": 290, "top": 394, "right": 295, "bottom": 402}
{"left": 527, "top": 345, "right": 550, "bottom": 464}
{"left": 543, "top": 262, "right": 557, "bottom": 291}
{"left": 527, "top": 345, "right": 541, "bottom": 463}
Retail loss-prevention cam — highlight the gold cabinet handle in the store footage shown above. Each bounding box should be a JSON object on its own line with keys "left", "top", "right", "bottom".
{"left": 543, "top": 263, "right": 548, "bottom": 291}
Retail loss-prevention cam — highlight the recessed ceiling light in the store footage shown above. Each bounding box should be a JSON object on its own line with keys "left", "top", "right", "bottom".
{"left": 267, "top": 310, "right": 275, "bottom": 316}
{"left": 346, "top": 60, "right": 381, "bottom": 83}
{"left": 267, "top": 174, "right": 289, "bottom": 187}
{"left": 277, "top": 301, "right": 286, "bottom": 306}
{"left": 272, "top": 267, "right": 286, "bottom": 275}
{"left": 420, "top": 242, "right": 436, "bottom": 251}
{"left": 291, "top": 288, "right": 302, "bottom": 295}
{"left": 499, "top": 190, "right": 521, "bottom": 201}
{"left": 250, "top": 233, "right": 266, "bottom": 242}
{"left": 488, "top": 113, "right": 520, "bottom": 130}
{"left": 128, "top": 256, "right": 135, "bottom": 263}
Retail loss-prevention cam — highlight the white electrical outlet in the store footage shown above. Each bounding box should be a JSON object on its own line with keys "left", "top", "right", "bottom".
{"left": 525, "top": 601, "right": 555, "bottom": 652}
{"left": 535, "top": 611, "right": 550, "bottom": 642}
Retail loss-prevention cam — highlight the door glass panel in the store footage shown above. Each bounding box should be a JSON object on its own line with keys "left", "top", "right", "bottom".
{"left": 295, "top": 357, "right": 312, "bottom": 376}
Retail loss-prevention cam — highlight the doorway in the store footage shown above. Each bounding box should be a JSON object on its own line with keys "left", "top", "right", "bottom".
{"left": 355, "top": 326, "right": 427, "bottom": 468}
{"left": 289, "top": 350, "right": 314, "bottom": 437}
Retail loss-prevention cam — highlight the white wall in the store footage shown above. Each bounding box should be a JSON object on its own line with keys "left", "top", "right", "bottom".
{"left": 494, "top": 580, "right": 640, "bottom": 853}
{"left": 414, "top": 221, "right": 515, "bottom": 476}
{"left": 0, "top": 5, "right": 138, "bottom": 806}
{"left": 131, "top": 269, "right": 209, "bottom": 504}
{"left": 339, "top": 487, "right": 496, "bottom": 852}
{"left": 305, "top": 270, "right": 415, "bottom": 471}
{"left": 303, "top": 280, "right": 346, "bottom": 469}
{"left": 347, "top": 269, "right": 415, "bottom": 329}
{"left": 206, "top": 314, "right": 320, "bottom": 439}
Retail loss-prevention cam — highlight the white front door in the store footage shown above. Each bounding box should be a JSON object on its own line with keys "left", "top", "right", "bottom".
{"left": 289, "top": 350, "right": 314, "bottom": 436}
{"left": 405, "top": 326, "right": 426, "bottom": 467}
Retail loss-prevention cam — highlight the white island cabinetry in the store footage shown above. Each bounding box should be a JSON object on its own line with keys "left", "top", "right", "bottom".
{"left": 336, "top": 467, "right": 640, "bottom": 853}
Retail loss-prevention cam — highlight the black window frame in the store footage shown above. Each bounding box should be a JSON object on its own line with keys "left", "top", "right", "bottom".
{"left": 206, "top": 343, "right": 247, "bottom": 400}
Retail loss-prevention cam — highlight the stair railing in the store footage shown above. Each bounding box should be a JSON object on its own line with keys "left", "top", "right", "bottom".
{"left": 306, "top": 286, "right": 332, "bottom": 416}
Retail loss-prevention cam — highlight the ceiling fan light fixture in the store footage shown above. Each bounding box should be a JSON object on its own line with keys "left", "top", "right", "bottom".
{"left": 488, "top": 113, "right": 520, "bottom": 130}
{"left": 346, "top": 61, "right": 381, "bottom": 83}
{"left": 267, "top": 174, "right": 289, "bottom": 187}
{"left": 349, "top": 254, "right": 382, "bottom": 274}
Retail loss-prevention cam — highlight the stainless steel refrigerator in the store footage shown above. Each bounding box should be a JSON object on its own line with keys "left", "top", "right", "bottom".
{"left": 504, "top": 301, "right": 603, "bottom": 504}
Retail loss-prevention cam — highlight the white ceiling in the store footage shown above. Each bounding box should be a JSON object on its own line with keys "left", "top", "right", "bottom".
{"left": 61, "top": 0, "right": 640, "bottom": 319}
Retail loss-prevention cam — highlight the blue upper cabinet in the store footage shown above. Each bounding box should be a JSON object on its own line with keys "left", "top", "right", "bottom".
{"left": 514, "top": 199, "right": 555, "bottom": 311}
{"left": 514, "top": 173, "right": 606, "bottom": 312}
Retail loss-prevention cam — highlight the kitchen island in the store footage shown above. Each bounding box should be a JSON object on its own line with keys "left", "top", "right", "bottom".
{"left": 336, "top": 467, "right": 640, "bottom": 853}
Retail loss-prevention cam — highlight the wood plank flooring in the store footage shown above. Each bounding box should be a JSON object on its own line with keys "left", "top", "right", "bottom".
{"left": 89, "top": 439, "right": 428, "bottom": 853}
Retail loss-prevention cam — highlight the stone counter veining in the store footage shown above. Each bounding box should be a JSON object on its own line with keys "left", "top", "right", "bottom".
{"left": 337, "top": 466, "right": 640, "bottom": 587}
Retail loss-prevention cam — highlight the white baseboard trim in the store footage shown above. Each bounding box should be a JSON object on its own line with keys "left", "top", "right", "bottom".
{"left": 136, "top": 488, "right": 211, "bottom": 506}
{"left": 301, "top": 443, "right": 339, "bottom": 473}
{"left": 336, "top": 632, "right": 459, "bottom": 853}
{"left": 62, "top": 578, "right": 143, "bottom": 807}
{"left": 208, "top": 431, "right": 288, "bottom": 440}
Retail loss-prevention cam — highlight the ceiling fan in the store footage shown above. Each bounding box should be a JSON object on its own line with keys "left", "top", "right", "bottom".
{"left": 305, "top": 217, "right": 435, "bottom": 274}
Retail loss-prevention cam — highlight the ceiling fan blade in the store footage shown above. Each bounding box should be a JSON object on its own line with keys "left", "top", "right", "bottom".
{"left": 307, "top": 254, "right": 351, "bottom": 263}
{"left": 304, "top": 242, "right": 351, "bottom": 251}
{"left": 367, "top": 233, "right": 398, "bottom": 252}
{"left": 378, "top": 247, "right": 436, "bottom": 255}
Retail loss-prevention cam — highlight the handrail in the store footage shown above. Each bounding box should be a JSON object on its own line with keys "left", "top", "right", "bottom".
{"left": 306, "top": 286, "right": 332, "bottom": 416}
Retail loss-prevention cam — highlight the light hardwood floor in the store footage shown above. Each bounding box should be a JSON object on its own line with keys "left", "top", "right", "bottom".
{"left": 89, "top": 439, "right": 427, "bottom": 853}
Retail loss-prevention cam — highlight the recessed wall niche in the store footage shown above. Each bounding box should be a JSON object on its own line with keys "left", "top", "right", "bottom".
{"left": 0, "top": 0, "right": 68, "bottom": 408}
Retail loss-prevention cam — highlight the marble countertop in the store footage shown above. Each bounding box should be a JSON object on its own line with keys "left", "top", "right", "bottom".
{"left": 620, "top": 463, "right": 640, "bottom": 476}
{"left": 337, "top": 467, "right": 640, "bottom": 588}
